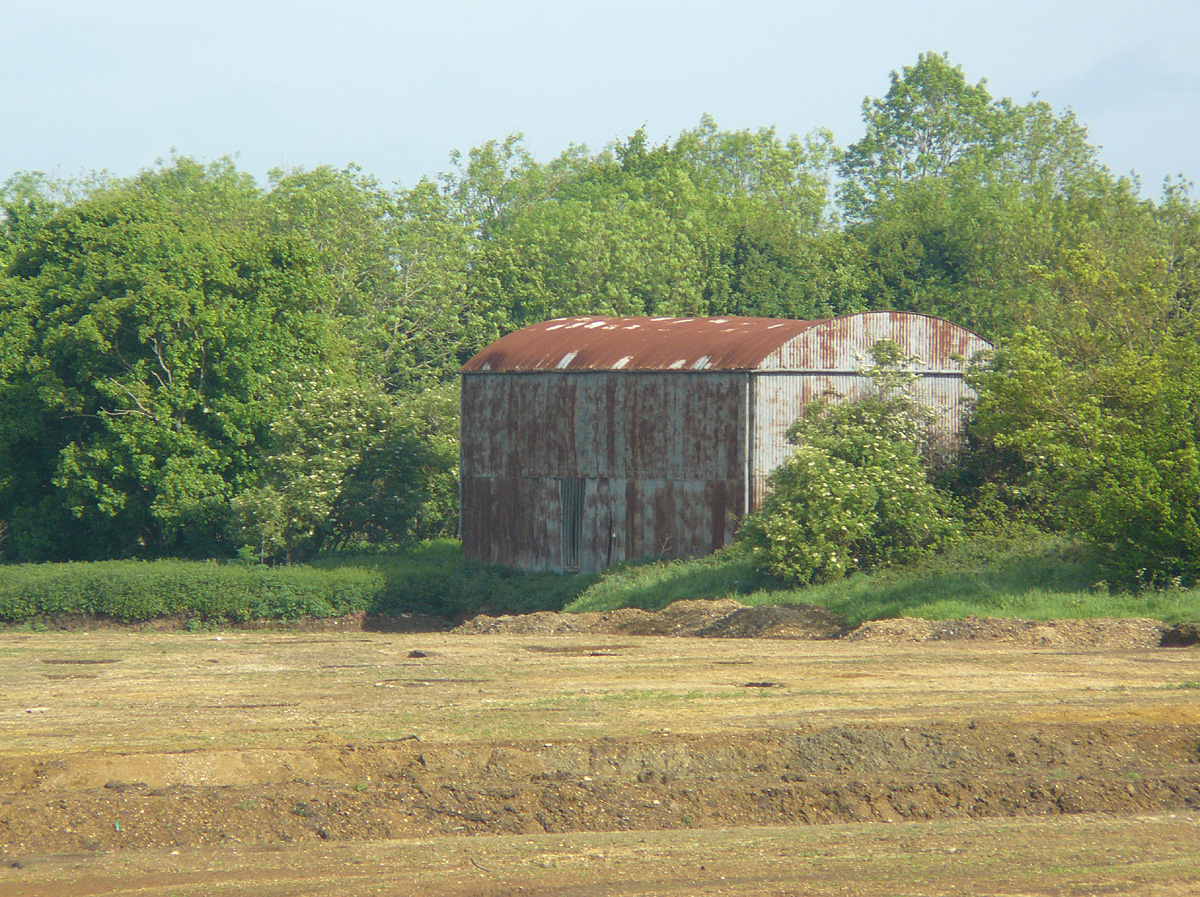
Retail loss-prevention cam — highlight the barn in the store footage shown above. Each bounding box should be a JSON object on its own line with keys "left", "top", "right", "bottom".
{"left": 459, "top": 312, "right": 992, "bottom": 573}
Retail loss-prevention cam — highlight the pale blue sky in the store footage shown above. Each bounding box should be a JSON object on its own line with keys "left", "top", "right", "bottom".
{"left": 2, "top": 0, "right": 1197, "bottom": 193}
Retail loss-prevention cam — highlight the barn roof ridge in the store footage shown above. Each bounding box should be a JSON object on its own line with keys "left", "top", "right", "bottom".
{"left": 461, "top": 312, "right": 987, "bottom": 374}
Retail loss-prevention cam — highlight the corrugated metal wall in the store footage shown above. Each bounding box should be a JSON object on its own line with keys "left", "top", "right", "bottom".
{"left": 461, "top": 372, "right": 746, "bottom": 572}
{"left": 750, "top": 372, "right": 977, "bottom": 506}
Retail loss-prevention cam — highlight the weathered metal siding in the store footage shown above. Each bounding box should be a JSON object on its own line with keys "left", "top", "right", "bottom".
{"left": 461, "top": 371, "right": 745, "bottom": 572}
{"left": 748, "top": 313, "right": 989, "bottom": 507}
{"left": 760, "top": 311, "right": 990, "bottom": 372}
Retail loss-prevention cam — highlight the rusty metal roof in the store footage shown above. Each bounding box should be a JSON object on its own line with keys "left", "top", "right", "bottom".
{"left": 461, "top": 316, "right": 822, "bottom": 373}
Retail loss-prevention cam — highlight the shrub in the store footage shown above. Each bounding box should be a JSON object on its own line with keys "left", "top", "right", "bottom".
{"left": 740, "top": 351, "right": 959, "bottom": 585}
{"left": 0, "top": 559, "right": 385, "bottom": 624}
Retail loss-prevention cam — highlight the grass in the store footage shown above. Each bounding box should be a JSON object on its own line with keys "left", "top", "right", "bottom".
{"left": 564, "top": 535, "right": 1200, "bottom": 626}
{"left": 565, "top": 548, "right": 766, "bottom": 614}
{"left": 5, "top": 534, "right": 1197, "bottom": 629}
{"left": 0, "top": 559, "right": 383, "bottom": 625}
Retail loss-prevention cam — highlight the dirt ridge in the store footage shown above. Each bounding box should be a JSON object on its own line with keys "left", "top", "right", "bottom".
{"left": 3, "top": 721, "right": 1198, "bottom": 855}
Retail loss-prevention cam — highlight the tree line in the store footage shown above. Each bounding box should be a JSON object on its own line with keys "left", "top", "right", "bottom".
{"left": 1, "top": 53, "right": 1196, "bottom": 583}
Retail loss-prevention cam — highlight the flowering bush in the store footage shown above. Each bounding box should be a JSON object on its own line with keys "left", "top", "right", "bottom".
{"left": 740, "top": 341, "right": 959, "bottom": 584}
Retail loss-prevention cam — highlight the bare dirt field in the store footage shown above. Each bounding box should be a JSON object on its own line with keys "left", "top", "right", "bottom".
{"left": 1, "top": 604, "right": 1199, "bottom": 895}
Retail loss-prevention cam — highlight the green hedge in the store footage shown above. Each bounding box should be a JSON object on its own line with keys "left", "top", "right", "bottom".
{"left": 0, "top": 560, "right": 385, "bottom": 624}
{"left": 317, "top": 539, "right": 596, "bottom": 620}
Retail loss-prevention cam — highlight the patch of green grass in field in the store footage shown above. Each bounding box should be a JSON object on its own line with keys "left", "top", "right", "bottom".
{"left": 0, "top": 559, "right": 383, "bottom": 625}
{"left": 565, "top": 536, "right": 1200, "bottom": 626}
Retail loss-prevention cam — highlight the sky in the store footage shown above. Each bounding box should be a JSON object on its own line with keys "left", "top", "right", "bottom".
{"left": 2, "top": 0, "right": 1198, "bottom": 194}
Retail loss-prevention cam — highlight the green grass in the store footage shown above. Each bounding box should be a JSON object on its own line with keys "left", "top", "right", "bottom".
{"left": 6, "top": 535, "right": 1197, "bottom": 629}
{"left": 564, "top": 547, "right": 765, "bottom": 614}
{"left": 564, "top": 536, "right": 1200, "bottom": 627}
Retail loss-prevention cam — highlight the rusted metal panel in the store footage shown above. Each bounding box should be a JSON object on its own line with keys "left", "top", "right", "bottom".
{"left": 463, "top": 371, "right": 745, "bottom": 480}
{"left": 462, "top": 312, "right": 989, "bottom": 375}
{"left": 461, "top": 475, "right": 560, "bottom": 569}
{"left": 620, "top": 478, "right": 737, "bottom": 565}
{"left": 760, "top": 311, "right": 990, "bottom": 372}
{"left": 462, "top": 473, "right": 738, "bottom": 573}
{"left": 461, "top": 370, "right": 749, "bottom": 572}
{"left": 462, "top": 316, "right": 818, "bottom": 372}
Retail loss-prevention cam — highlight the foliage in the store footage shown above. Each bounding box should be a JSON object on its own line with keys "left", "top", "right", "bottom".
{"left": 970, "top": 315, "right": 1200, "bottom": 586}
{"left": 230, "top": 378, "right": 458, "bottom": 561}
{"left": 0, "top": 559, "right": 384, "bottom": 624}
{"left": 739, "top": 342, "right": 959, "bottom": 584}
{"left": 463, "top": 120, "right": 853, "bottom": 330}
{"left": 0, "top": 158, "right": 466, "bottom": 563}
{"left": 838, "top": 51, "right": 1111, "bottom": 338}
{"left": 1, "top": 54, "right": 1198, "bottom": 587}
{"left": 0, "top": 158, "right": 346, "bottom": 560}
{"left": 565, "top": 546, "right": 761, "bottom": 613}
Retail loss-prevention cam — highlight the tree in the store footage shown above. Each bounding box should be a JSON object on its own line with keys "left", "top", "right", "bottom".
{"left": 0, "top": 158, "right": 348, "bottom": 559}
{"left": 230, "top": 376, "right": 458, "bottom": 561}
{"left": 461, "top": 120, "right": 856, "bottom": 329}
{"left": 967, "top": 203, "right": 1200, "bottom": 584}
{"left": 839, "top": 52, "right": 998, "bottom": 218}
{"left": 838, "top": 52, "right": 1110, "bottom": 339}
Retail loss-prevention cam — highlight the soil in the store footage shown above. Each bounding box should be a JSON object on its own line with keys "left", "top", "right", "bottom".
{"left": 2, "top": 603, "right": 1199, "bottom": 895}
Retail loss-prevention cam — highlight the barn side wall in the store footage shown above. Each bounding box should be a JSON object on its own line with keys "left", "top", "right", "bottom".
{"left": 460, "top": 372, "right": 746, "bottom": 572}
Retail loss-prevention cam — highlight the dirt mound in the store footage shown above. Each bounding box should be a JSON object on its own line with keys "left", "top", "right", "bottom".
{"left": 456, "top": 599, "right": 848, "bottom": 639}
{"left": 845, "top": 615, "right": 1168, "bottom": 648}
{"left": 1161, "top": 622, "right": 1200, "bottom": 647}
{"left": 16, "top": 604, "right": 1189, "bottom": 651}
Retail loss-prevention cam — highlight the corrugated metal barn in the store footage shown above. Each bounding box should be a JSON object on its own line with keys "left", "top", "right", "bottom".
{"left": 460, "top": 312, "right": 992, "bottom": 573}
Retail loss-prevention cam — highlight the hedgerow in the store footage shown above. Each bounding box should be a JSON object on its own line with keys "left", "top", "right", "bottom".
{"left": 0, "top": 560, "right": 385, "bottom": 624}
{"left": 317, "top": 539, "right": 595, "bottom": 620}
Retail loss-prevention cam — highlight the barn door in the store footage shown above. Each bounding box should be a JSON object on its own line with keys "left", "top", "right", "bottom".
{"left": 559, "top": 477, "right": 586, "bottom": 572}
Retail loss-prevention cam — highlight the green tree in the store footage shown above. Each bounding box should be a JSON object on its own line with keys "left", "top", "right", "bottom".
{"left": 839, "top": 52, "right": 1109, "bottom": 338}
{"left": 967, "top": 230, "right": 1200, "bottom": 585}
{"left": 0, "top": 158, "right": 347, "bottom": 559}
{"left": 461, "top": 120, "right": 854, "bottom": 329}
{"left": 230, "top": 375, "right": 457, "bottom": 561}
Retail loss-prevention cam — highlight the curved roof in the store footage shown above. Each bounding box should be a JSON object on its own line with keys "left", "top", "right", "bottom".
{"left": 462, "top": 316, "right": 819, "bottom": 372}
{"left": 462, "top": 313, "right": 992, "bottom": 374}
